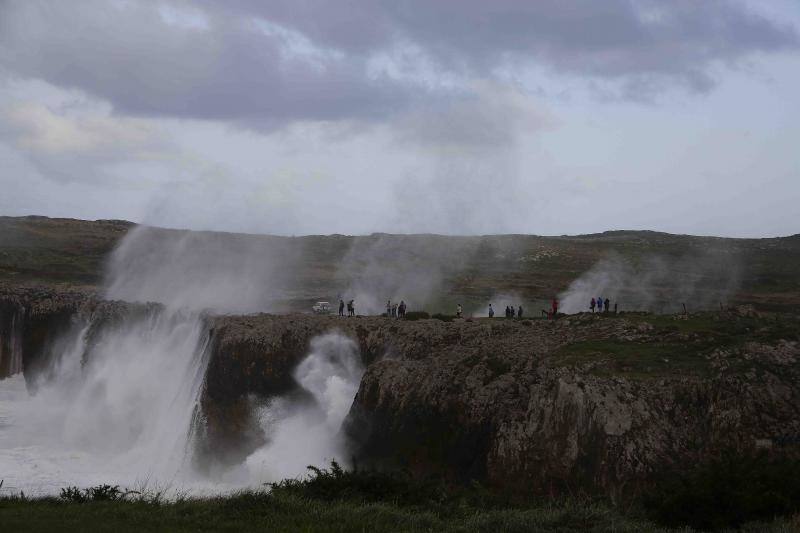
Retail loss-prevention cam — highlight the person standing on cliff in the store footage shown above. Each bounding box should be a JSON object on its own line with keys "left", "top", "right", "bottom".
{"left": 517, "top": 305, "right": 523, "bottom": 318}
{"left": 399, "top": 300, "right": 406, "bottom": 318}
{"left": 509, "top": 305, "right": 515, "bottom": 319}
{"left": 456, "top": 304, "right": 463, "bottom": 318}
{"left": 590, "top": 298, "right": 596, "bottom": 313}
{"left": 604, "top": 298, "right": 610, "bottom": 312}
{"left": 339, "top": 299, "right": 345, "bottom": 316}
{"left": 551, "top": 298, "right": 558, "bottom": 318}
{"left": 348, "top": 300, "right": 355, "bottom": 317}
{"left": 386, "top": 300, "right": 391, "bottom": 317}
{"left": 488, "top": 304, "right": 494, "bottom": 318}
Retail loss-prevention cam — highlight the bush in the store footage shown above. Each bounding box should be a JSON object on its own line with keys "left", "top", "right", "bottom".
{"left": 60, "top": 484, "right": 125, "bottom": 503}
{"left": 403, "top": 311, "right": 430, "bottom": 321}
{"left": 269, "top": 461, "right": 451, "bottom": 507}
{"left": 431, "top": 313, "right": 454, "bottom": 322}
{"left": 269, "top": 461, "right": 537, "bottom": 515}
{"left": 642, "top": 452, "right": 800, "bottom": 530}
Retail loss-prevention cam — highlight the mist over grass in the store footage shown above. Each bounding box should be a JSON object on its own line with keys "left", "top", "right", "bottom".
{"left": 558, "top": 249, "right": 743, "bottom": 314}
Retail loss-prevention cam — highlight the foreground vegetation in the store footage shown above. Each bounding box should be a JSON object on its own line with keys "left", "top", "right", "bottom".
{"left": 2, "top": 459, "right": 800, "bottom": 532}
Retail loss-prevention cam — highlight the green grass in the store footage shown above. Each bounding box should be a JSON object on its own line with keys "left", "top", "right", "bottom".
{"left": 551, "top": 339, "right": 712, "bottom": 379}
{"left": 3, "top": 216, "right": 800, "bottom": 313}
{"left": 0, "top": 493, "right": 675, "bottom": 533}
{"left": 3, "top": 462, "right": 800, "bottom": 532}
{"left": 550, "top": 312, "right": 800, "bottom": 379}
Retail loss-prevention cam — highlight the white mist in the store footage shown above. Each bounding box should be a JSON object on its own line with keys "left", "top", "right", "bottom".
{"left": 244, "top": 333, "right": 363, "bottom": 482}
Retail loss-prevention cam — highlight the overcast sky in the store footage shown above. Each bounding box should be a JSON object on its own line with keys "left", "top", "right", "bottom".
{"left": 1, "top": 0, "right": 798, "bottom": 237}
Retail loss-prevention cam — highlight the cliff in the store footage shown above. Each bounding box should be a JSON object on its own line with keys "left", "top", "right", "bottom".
{"left": 346, "top": 313, "right": 800, "bottom": 497}
{"left": 1, "top": 286, "right": 798, "bottom": 498}
{"left": 200, "top": 309, "right": 800, "bottom": 497}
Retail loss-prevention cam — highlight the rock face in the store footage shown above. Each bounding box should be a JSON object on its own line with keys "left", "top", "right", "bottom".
{"left": 343, "top": 314, "right": 800, "bottom": 498}
{"left": 2, "top": 286, "right": 799, "bottom": 498}
{"left": 0, "top": 285, "right": 94, "bottom": 383}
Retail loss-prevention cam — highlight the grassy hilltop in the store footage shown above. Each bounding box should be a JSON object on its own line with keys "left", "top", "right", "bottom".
{"left": 0, "top": 216, "right": 798, "bottom": 313}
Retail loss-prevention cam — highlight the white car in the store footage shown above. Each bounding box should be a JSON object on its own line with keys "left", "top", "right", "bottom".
{"left": 312, "top": 301, "right": 331, "bottom": 314}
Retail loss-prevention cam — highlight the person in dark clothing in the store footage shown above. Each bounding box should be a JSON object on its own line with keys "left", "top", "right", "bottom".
{"left": 456, "top": 304, "right": 463, "bottom": 318}
{"left": 339, "top": 299, "right": 345, "bottom": 316}
{"left": 590, "top": 298, "right": 596, "bottom": 313}
{"left": 488, "top": 304, "right": 494, "bottom": 318}
{"left": 505, "top": 306, "right": 510, "bottom": 318}
{"left": 399, "top": 301, "right": 406, "bottom": 317}
{"left": 614, "top": 302, "right": 618, "bottom": 314}
{"left": 348, "top": 300, "right": 355, "bottom": 317}
{"left": 551, "top": 298, "right": 558, "bottom": 318}
{"left": 509, "top": 305, "right": 515, "bottom": 318}
{"left": 517, "top": 305, "right": 523, "bottom": 318}
{"left": 604, "top": 298, "right": 610, "bottom": 312}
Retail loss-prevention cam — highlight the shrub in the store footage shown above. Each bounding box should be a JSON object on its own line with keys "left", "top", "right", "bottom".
{"left": 403, "top": 311, "right": 430, "bottom": 321}
{"left": 60, "top": 484, "right": 124, "bottom": 503}
{"left": 642, "top": 451, "right": 800, "bottom": 530}
{"left": 431, "top": 313, "right": 454, "bottom": 322}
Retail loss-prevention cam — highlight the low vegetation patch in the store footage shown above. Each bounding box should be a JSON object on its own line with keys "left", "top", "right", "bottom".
{"left": 642, "top": 452, "right": 800, "bottom": 531}
{"left": 552, "top": 339, "right": 712, "bottom": 378}
{"left": 402, "top": 311, "right": 430, "bottom": 321}
{"left": 3, "top": 461, "right": 800, "bottom": 531}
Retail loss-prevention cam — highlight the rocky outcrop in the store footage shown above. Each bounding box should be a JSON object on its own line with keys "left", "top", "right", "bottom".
{"left": 0, "top": 285, "right": 93, "bottom": 383}
{"left": 2, "top": 284, "right": 798, "bottom": 498}
{"left": 199, "top": 314, "right": 444, "bottom": 464}
{"left": 0, "top": 285, "right": 162, "bottom": 385}
{"left": 344, "top": 314, "right": 800, "bottom": 498}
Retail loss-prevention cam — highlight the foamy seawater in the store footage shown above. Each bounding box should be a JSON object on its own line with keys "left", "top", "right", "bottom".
{"left": 0, "top": 330, "right": 362, "bottom": 498}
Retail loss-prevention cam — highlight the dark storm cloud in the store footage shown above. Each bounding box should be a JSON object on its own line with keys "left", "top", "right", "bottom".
{"left": 0, "top": 1, "right": 410, "bottom": 127}
{"left": 0, "top": 0, "right": 797, "bottom": 126}
{"left": 211, "top": 1, "right": 799, "bottom": 88}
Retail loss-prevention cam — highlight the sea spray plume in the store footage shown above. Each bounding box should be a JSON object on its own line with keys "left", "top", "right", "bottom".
{"left": 336, "top": 233, "right": 491, "bottom": 315}
{"left": 558, "top": 248, "right": 742, "bottom": 314}
{"left": 103, "top": 225, "right": 300, "bottom": 313}
{"left": 335, "top": 234, "right": 448, "bottom": 315}
{"left": 0, "top": 307, "right": 213, "bottom": 493}
{"left": 0, "top": 225, "right": 230, "bottom": 494}
{"left": 244, "top": 332, "right": 363, "bottom": 482}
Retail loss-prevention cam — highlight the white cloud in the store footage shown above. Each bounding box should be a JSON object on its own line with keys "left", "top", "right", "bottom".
{"left": 4, "top": 103, "right": 156, "bottom": 155}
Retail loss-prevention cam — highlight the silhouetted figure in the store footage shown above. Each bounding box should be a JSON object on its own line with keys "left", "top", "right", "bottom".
{"left": 509, "top": 305, "right": 515, "bottom": 319}
{"left": 339, "top": 300, "right": 345, "bottom": 316}
{"left": 597, "top": 296, "right": 603, "bottom": 313}
{"left": 348, "top": 300, "right": 355, "bottom": 317}
{"left": 386, "top": 300, "right": 391, "bottom": 317}
{"left": 614, "top": 302, "right": 618, "bottom": 314}
{"left": 488, "top": 304, "right": 494, "bottom": 318}
{"left": 517, "top": 305, "right": 523, "bottom": 318}
{"left": 604, "top": 298, "right": 610, "bottom": 312}
{"left": 392, "top": 303, "right": 398, "bottom": 318}
{"left": 551, "top": 298, "right": 558, "bottom": 319}
{"left": 590, "top": 298, "right": 596, "bottom": 313}
{"left": 456, "top": 304, "right": 463, "bottom": 318}
{"left": 399, "top": 301, "right": 406, "bottom": 317}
